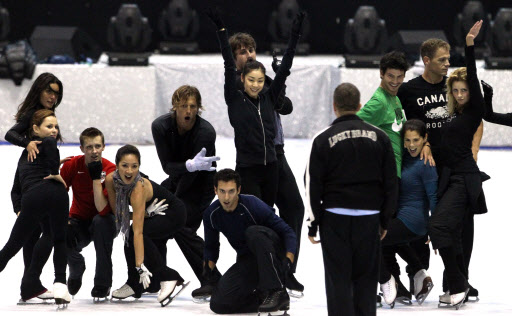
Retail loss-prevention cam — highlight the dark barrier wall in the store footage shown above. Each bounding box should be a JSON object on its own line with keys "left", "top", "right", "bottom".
{"left": 2, "top": 0, "right": 511, "bottom": 54}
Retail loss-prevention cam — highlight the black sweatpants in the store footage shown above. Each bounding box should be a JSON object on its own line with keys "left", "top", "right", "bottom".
{"left": 236, "top": 162, "right": 279, "bottom": 207}
{"left": 124, "top": 203, "right": 187, "bottom": 291}
{"left": 67, "top": 214, "right": 117, "bottom": 287}
{"left": 430, "top": 175, "right": 470, "bottom": 294}
{"left": 275, "top": 153, "right": 304, "bottom": 271}
{"left": 320, "top": 212, "right": 380, "bottom": 316}
{"left": 157, "top": 178, "right": 216, "bottom": 284}
{"left": 0, "top": 181, "right": 69, "bottom": 287}
{"left": 379, "top": 218, "right": 423, "bottom": 284}
{"left": 210, "top": 226, "right": 286, "bottom": 314}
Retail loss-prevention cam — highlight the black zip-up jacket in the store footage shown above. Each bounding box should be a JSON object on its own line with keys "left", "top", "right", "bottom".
{"left": 18, "top": 136, "right": 61, "bottom": 194}
{"left": 218, "top": 29, "right": 299, "bottom": 167}
{"left": 5, "top": 106, "right": 44, "bottom": 148}
{"left": 151, "top": 113, "right": 216, "bottom": 198}
{"left": 305, "top": 115, "right": 398, "bottom": 236}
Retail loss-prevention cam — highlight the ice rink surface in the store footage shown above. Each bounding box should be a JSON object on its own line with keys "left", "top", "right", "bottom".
{"left": 0, "top": 137, "right": 511, "bottom": 315}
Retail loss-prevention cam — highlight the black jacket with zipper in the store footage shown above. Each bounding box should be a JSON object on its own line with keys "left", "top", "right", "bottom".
{"left": 217, "top": 29, "right": 299, "bottom": 167}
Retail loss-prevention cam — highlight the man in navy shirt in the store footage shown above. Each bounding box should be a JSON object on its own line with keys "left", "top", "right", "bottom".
{"left": 202, "top": 169, "right": 297, "bottom": 315}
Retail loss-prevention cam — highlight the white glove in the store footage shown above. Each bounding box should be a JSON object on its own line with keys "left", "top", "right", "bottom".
{"left": 136, "top": 263, "right": 153, "bottom": 289}
{"left": 145, "top": 198, "right": 168, "bottom": 217}
{"left": 185, "top": 148, "right": 220, "bottom": 172}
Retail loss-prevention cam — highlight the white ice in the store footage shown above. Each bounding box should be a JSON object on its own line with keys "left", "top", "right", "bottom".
{"left": 0, "top": 137, "right": 511, "bottom": 315}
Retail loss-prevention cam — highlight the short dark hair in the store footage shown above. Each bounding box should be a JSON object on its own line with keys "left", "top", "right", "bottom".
{"left": 171, "top": 85, "right": 203, "bottom": 113}
{"left": 115, "top": 144, "right": 141, "bottom": 166}
{"left": 229, "top": 32, "right": 257, "bottom": 58}
{"left": 401, "top": 119, "right": 427, "bottom": 139}
{"left": 79, "top": 127, "right": 105, "bottom": 146}
{"left": 242, "top": 60, "right": 266, "bottom": 77}
{"left": 420, "top": 38, "right": 450, "bottom": 59}
{"left": 380, "top": 51, "right": 409, "bottom": 74}
{"left": 333, "top": 83, "right": 360, "bottom": 111}
{"left": 214, "top": 168, "right": 241, "bottom": 188}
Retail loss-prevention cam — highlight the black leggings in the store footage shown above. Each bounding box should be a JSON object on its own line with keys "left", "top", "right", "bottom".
{"left": 124, "top": 194, "right": 187, "bottom": 291}
{"left": 0, "top": 181, "right": 69, "bottom": 287}
{"left": 236, "top": 162, "right": 279, "bottom": 207}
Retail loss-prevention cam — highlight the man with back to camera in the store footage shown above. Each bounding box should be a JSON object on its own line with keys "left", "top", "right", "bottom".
{"left": 397, "top": 38, "right": 483, "bottom": 302}
{"left": 306, "top": 82, "right": 398, "bottom": 316}
{"left": 202, "top": 168, "right": 297, "bottom": 314}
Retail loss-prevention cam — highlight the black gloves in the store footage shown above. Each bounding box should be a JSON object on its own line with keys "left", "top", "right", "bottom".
{"left": 291, "top": 11, "right": 307, "bottom": 36}
{"left": 481, "top": 80, "right": 493, "bottom": 98}
{"left": 87, "top": 160, "right": 103, "bottom": 180}
{"left": 271, "top": 50, "right": 281, "bottom": 73}
{"left": 205, "top": 7, "right": 225, "bottom": 30}
{"left": 66, "top": 218, "right": 81, "bottom": 248}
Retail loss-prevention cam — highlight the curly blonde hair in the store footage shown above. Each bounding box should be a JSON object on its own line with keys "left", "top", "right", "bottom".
{"left": 170, "top": 85, "right": 203, "bottom": 115}
{"left": 446, "top": 67, "right": 468, "bottom": 115}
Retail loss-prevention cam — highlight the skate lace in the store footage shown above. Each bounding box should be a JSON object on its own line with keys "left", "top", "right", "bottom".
{"left": 263, "top": 291, "right": 279, "bottom": 305}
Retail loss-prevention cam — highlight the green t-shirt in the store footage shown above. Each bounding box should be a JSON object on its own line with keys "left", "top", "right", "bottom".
{"left": 357, "top": 87, "right": 406, "bottom": 178}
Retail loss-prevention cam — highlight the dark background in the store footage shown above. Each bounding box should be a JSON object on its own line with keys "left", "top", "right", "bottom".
{"left": 1, "top": 0, "right": 511, "bottom": 55}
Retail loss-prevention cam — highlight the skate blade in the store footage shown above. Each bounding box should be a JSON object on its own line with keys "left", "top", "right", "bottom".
{"left": 416, "top": 281, "right": 434, "bottom": 305}
{"left": 438, "top": 301, "right": 452, "bottom": 308}
{"left": 287, "top": 289, "right": 304, "bottom": 299}
{"left": 192, "top": 296, "right": 211, "bottom": 304}
{"left": 160, "top": 281, "right": 190, "bottom": 307}
{"left": 56, "top": 303, "right": 69, "bottom": 310}
{"left": 396, "top": 296, "right": 412, "bottom": 306}
{"left": 466, "top": 296, "right": 479, "bottom": 303}
{"left": 110, "top": 297, "right": 141, "bottom": 304}
{"left": 18, "top": 299, "right": 55, "bottom": 305}
{"left": 258, "top": 311, "right": 289, "bottom": 316}
{"left": 93, "top": 297, "right": 110, "bottom": 303}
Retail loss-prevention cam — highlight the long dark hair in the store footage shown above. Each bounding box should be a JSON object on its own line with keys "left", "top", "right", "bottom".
{"left": 115, "top": 144, "right": 141, "bottom": 166}
{"left": 15, "top": 72, "right": 63, "bottom": 122}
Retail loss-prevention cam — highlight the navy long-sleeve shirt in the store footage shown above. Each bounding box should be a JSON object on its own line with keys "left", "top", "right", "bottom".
{"left": 397, "top": 154, "right": 438, "bottom": 236}
{"left": 203, "top": 194, "right": 297, "bottom": 263}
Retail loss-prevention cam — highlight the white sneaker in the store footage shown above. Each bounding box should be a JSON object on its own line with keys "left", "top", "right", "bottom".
{"left": 53, "top": 283, "right": 71, "bottom": 304}
{"left": 157, "top": 281, "right": 177, "bottom": 303}
{"left": 112, "top": 284, "right": 136, "bottom": 299}
{"left": 439, "top": 291, "right": 450, "bottom": 304}
{"left": 380, "top": 275, "right": 397, "bottom": 306}
{"left": 37, "top": 290, "right": 54, "bottom": 300}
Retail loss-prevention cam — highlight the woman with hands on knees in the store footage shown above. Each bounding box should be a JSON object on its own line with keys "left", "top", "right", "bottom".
{"left": 106, "top": 145, "right": 188, "bottom": 306}
{"left": 0, "top": 109, "right": 71, "bottom": 305}
{"left": 206, "top": 7, "right": 306, "bottom": 208}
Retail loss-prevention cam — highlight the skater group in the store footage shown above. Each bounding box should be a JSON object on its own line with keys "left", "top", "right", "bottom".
{"left": 306, "top": 19, "right": 504, "bottom": 316}
{"left": 0, "top": 8, "right": 305, "bottom": 314}
{"left": 0, "top": 6, "right": 506, "bottom": 316}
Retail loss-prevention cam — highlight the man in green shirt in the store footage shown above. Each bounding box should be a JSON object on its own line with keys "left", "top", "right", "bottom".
{"left": 357, "top": 51, "right": 409, "bottom": 178}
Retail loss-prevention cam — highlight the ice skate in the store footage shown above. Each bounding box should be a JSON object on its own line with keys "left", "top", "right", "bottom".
{"left": 438, "top": 290, "right": 451, "bottom": 308}
{"left": 111, "top": 283, "right": 142, "bottom": 301}
{"left": 158, "top": 280, "right": 189, "bottom": 307}
{"left": 395, "top": 277, "right": 412, "bottom": 306}
{"left": 53, "top": 282, "right": 71, "bottom": 308}
{"left": 91, "top": 285, "right": 111, "bottom": 302}
{"left": 285, "top": 272, "right": 304, "bottom": 298}
{"left": 413, "top": 269, "right": 433, "bottom": 305}
{"left": 380, "top": 275, "right": 397, "bottom": 308}
{"left": 451, "top": 288, "right": 469, "bottom": 310}
{"left": 376, "top": 294, "right": 382, "bottom": 308}
{"left": 67, "top": 265, "right": 85, "bottom": 297}
{"left": 192, "top": 284, "right": 215, "bottom": 304}
{"left": 258, "top": 288, "right": 290, "bottom": 316}
{"left": 466, "top": 284, "right": 479, "bottom": 302}
{"left": 17, "top": 289, "right": 55, "bottom": 306}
